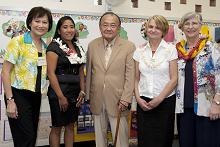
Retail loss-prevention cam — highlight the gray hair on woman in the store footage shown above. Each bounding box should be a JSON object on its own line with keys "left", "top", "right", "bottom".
{"left": 178, "top": 12, "right": 202, "bottom": 30}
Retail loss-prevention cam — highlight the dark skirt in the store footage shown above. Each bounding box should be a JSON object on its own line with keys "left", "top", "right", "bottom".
{"left": 137, "top": 95, "right": 176, "bottom": 147}
{"left": 47, "top": 83, "right": 80, "bottom": 127}
{"left": 177, "top": 108, "right": 220, "bottom": 147}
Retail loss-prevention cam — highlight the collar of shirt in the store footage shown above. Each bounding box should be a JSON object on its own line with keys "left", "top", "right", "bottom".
{"left": 145, "top": 39, "right": 168, "bottom": 51}
{"left": 103, "top": 36, "right": 117, "bottom": 49}
{"left": 24, "top": 31, "right": 48, "bottom": 49}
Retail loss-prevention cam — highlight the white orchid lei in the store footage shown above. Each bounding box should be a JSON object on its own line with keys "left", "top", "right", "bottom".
{"left": 54, "top": 38, "right": 86, "bottom": 64}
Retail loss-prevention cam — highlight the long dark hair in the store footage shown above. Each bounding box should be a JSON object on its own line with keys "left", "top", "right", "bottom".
{"left": 53, "top": 16, "right": 77, "bottom": 42}
{"left": 53, "top": 16, "right": 82, "bottom": 57}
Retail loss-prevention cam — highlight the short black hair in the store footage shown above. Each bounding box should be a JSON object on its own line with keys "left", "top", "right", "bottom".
{"left": 99, "top": 12, "right": 121, "bottom": 26}
{"left": 26, "top": 6, "right": 53, "bottom": 31}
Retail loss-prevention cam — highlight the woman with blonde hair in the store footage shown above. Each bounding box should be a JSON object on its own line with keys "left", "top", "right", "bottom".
{"left": 133, "top": 15, "right": 178, "bottom": 147}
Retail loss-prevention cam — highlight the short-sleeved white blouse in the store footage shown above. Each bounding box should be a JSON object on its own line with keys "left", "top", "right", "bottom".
{"left": 133, "top": 39, "right": 178, "bottom": 99}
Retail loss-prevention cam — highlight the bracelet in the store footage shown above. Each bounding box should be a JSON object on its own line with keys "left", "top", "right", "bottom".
{"left": 6, "top": 97, "right": 14, "bottom": 101}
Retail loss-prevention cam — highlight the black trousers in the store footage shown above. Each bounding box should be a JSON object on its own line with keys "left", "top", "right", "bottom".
{"left": 5, "top": 87, "right": 41, "bottom": 147}
{"left": 177, "top": 108, "right": 220, "bottom": 147}
{"left": 137, "top": 95, "right": 176, "bottom": 147}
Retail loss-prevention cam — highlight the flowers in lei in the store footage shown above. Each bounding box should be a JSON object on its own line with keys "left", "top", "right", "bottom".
{"left": 54, "top": 38, "right": 86, "bottom": 64}
{"left": 176, "top": 38, "right": 207, "bottom": 61}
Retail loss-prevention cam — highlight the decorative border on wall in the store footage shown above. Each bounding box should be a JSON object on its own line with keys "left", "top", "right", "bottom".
{"left": 0, "top": 9, "right": 220, "bottom": 27}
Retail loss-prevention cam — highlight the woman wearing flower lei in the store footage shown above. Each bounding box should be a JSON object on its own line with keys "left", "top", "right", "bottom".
{"left": 46, "top": 16, "right": 86, "bottom": 147}
{"left": 176, "top": 12, "right": 220, "bottom": 147}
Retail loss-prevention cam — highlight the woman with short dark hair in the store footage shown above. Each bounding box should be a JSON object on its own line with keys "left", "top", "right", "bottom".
{"left": 2, "top": 6, "right": 53, "bottom": 147}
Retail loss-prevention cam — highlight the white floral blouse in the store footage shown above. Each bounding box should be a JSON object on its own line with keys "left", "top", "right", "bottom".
{"left": 176, "top": 40, "right": 220, "bottom": 117}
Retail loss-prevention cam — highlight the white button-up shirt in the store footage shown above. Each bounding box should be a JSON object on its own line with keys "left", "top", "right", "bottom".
{"left": 133, "top": 39, "right": 177, "bottom": 99}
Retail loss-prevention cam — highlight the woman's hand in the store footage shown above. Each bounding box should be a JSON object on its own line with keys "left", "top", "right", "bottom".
{"left": 58, "top": 96, "right": 69, "bottom": 112}
{"left": 147, "top": 96, "right": 164, "bottom": 110}
{"left": 209, "top": 97, "right": 220, "bottom": 120}
{"left": 209, "top": 104, "right": 220, "bottom": 120}
{"left": 76, "top": 91, "right": 86, "bottom": 107}
{"left": 6, "top": 100, "right": 18, "bottom": 119}
{"left": 137, "top": 98, "right": 152, "bottom": 111}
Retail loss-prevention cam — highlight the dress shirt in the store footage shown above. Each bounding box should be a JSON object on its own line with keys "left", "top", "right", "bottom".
{"left": 133, "top": 39, "right": 177, "bottom": 99}
{"left": 103, "top": 38, "right": 116, "bottom": 67}
{"left": 105, "top": 43, "right": 112, "bottom": 66}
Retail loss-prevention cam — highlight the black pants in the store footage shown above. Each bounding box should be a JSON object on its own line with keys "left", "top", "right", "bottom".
{"left": 5, "top": 87, "right": 41, "bottom": 147}
{"left": 137, "top": 95, "right": 176, "bottom": 147}
{"left": 177, "top": 108, "right": 220, "bottom": 147}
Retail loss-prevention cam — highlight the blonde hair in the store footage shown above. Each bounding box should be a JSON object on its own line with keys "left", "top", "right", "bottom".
{"left": 145, "top": 15, "right": 169, "bottom": 38}
{"left": 178, "top": 12, "right": 202, "bottom": 30}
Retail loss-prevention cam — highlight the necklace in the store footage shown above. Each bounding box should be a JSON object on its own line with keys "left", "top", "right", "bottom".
{"left": 144, "top": 58, "right": 165, "bottom": 68}
{"left": 53, "top": 38, "right": 86, "bottom": 64}
{"left": 142, "top": 47, "right": 169, "bottom": 68}
{"left": 176, "top": 38, "right": 207, "bottom": 61}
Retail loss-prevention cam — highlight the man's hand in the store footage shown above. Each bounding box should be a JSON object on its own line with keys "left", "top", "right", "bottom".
{"left": 118, "top": 100, "right": 130, "bottom": 111}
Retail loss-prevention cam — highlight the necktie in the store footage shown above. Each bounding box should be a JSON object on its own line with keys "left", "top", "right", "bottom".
{"left": 105, "top": 44, "right": 112, "bottom": 67}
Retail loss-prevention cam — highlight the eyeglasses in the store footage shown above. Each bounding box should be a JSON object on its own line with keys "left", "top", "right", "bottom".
{"left": 183, "top": 22, "right": 201, "bottom": 28}
{"left": 101, "top": 23, "right": 118, "bottom": 29}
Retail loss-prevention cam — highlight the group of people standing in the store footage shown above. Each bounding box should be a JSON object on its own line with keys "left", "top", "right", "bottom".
{"left": 2, "top": 7, "right": 86, "bottom": 147}
{"left": 1, "top": 6, "right": 220, "bottom": 147}
{"left": 134, "top": 12, "right": 220, "bottom": 147}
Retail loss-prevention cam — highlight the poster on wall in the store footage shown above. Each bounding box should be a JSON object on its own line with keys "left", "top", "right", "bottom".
{"left": 164, "top": 25, "right": 175, "bottom": 42}
{"left": 215, "top": 27, "right": 220, "bottom": 42}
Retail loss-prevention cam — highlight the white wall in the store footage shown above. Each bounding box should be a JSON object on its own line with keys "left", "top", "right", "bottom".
{"left": 0, "top": 0, "right": 105, "bottom": 15}
{"left": 112, "top": 0, "right": 220, "bottom": 21}
{"left": 0, "top": 0, "right": 220, "bottom": 21}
